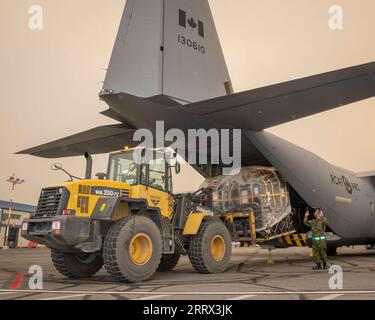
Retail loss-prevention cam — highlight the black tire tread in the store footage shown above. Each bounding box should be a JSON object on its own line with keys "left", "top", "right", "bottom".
{"left": 51, "top": 249, "right": 103, "bottom": 279}
{"left": 188, "top": 217, "right": 231, "bottom": 274}
{"left": 157, "top": 251, "right": 181, "bottom": 272}
{"left": 189, "top": 219, "right": 212, "bottom": 274}
{"left": 103, "top": 216, "right": 162, "bottom": 283}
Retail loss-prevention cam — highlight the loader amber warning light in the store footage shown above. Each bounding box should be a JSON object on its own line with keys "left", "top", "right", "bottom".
{"left": 63, "top": 210, "right": 72, "bottom": 216}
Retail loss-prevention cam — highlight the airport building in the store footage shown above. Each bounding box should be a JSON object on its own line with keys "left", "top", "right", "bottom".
{"left": 0, "top": 200, "right": 36, "bottom": 249}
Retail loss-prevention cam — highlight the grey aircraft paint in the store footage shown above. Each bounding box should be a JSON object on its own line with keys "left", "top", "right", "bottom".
{"left": 246, "top": 131, "right": 375, "bottom": 241}
{"left": 19, "top": 0, "right": 375, "bottom": 244}
{"left": 103, "top": 0, "right": 231, "bottom": 103}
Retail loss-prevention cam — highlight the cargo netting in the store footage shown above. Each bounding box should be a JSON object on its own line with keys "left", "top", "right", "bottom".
{"left": 200, "top": 167, "right": 293, "bottom": 233}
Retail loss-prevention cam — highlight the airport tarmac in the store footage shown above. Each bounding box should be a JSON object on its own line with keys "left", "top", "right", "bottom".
{"left": 0, "top": 246, "right": 374, "bottom": 300}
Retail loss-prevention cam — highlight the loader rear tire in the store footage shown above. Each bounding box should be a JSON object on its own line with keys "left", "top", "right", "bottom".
{"left": 51, "top": 249, "right": 103, "bottom": 279}
{"left": 103, "top": 215, "right": 162, "bottom": 283}
{"left": 188, "top": 217, "right": 232, "bottom": 274}
{"left": 157, "top": 251, "right": 181, "bottom": 272}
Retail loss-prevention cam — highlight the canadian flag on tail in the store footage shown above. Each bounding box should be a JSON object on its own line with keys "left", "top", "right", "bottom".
{"left": 178, "top": 9, "right": 205, "bottom": 38}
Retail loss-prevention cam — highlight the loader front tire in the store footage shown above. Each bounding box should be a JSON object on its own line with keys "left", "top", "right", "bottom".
{"left": 103, "top": 215, "right": 162, "bottom": 283}
{"left": 51, "top": 249, "right": 103, "bottom": 279}
{"left": 188, "top": 217, "right": 232, "bottom": 274}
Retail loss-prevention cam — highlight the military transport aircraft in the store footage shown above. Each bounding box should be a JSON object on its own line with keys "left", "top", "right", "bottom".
{"left": 19, "top": 0, "right": 375, "bottom": 249}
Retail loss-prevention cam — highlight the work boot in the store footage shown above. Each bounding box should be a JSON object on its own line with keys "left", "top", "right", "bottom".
{"left": 322, "top": 262, "right": 328, "bottom": 270}
{"left": 312, "top": 263, "right": 322, "bottom": 270}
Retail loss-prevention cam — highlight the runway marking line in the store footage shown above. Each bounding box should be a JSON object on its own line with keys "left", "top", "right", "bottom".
{"left": 137, "top": 294, "right": 171, "bottom": 300}
{"left": 316, "top": 294, "right": 343, "bottom": 300}
{"left": 42, "top": 294, "right": 88, "bottom": 300}
{"left": 0, "top": 292, "right": 18, "bottom": 296}
{"left": 0, "top": 289, "right": 374, "bottom": 297}
{"left": 9, "top": 273, "right": 25, "bottom": 289}
{"left": 227, "top": 295, "right": 256, "bottom": 300}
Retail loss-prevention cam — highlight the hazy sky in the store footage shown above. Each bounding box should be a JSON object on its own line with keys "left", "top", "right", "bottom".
{"left": 0, "top": 0, "right": 374, "bottom": 205}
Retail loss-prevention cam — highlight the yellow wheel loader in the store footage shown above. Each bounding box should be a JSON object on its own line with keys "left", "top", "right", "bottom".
{"left": 22, "top": 148, "right": 232, "bottom": 282}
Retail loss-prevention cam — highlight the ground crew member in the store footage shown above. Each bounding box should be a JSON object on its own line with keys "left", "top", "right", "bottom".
{"left": 304, "top": 209, "right": 328, "bottom": 270}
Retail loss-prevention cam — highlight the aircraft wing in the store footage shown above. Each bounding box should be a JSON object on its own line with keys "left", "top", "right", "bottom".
{"left": 18, "top": 62, "right": 375, "bottom": 160}
{"left": 17, "top": 124, "right": 136, "bottom": 158}
{"left": 176, "top": 62, "right": 375, "bottom": 130}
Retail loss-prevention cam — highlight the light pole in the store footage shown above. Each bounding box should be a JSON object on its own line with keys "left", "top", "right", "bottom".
{"left": 3, "top": 174, "right": 25, "bottom": 249}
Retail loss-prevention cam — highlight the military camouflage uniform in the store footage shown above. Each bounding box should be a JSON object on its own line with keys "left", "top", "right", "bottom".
{"left": 304, "top": 217, "right": 328, "bottom": 263}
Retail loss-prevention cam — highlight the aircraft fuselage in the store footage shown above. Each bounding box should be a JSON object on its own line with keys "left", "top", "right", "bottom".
{"left": 246, "top": 131, "right": 375, "bottom": 242}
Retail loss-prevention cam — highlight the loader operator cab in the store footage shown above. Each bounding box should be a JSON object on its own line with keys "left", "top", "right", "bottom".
{"left": 106, "top": 148, "right": 178, "bottom": 193}
{"left": 107, "top": 151, "right": 139, "bottom": 185}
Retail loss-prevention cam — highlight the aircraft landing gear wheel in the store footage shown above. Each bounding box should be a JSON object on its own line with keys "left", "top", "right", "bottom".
{"left": 188, "top": 217, "right": 232, "bottom": 274}
{"left": 327, "top": 246, "right": 337, "bottom": 256}
{"left": 157, "top": 251, "right": 181, "bottom": 272}
{"left": 103, "top": 215, "right": 162, "bottom": 283}
{"left": 51, "top": 249, "right": 103, "bottom": 279}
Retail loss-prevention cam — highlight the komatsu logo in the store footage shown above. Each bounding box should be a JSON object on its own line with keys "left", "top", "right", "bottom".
{"left": 179, "top": 9, "right": 204, "bottom": 38}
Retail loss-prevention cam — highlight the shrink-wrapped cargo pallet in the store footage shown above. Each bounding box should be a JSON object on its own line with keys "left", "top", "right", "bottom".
{"left": 200, "top": 167, "right": 293, "bottom": 233}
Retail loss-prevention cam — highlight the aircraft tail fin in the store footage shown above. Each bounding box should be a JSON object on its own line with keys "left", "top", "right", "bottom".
{"left": 102, "top": 0, "right": 231, "bottom": 103}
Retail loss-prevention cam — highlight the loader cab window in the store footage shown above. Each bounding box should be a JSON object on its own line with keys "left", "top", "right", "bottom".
{"left": 167, "top": 166, "right": 173, "bottom": 194}
{"left": 140, "top": 164, "right": 147, "bottom": 185}
{"left": 107, "top": 152, "right": 139, "bottom": 185}
{"left": 148, "top": 157, "right": 168, "bottom": 191}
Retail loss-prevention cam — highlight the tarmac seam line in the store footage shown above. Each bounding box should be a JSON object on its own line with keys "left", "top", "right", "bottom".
{"left": 0, "top": 289, "right": 374, "bottom": 296}
{"left": 227, "top": 295, "right": 257, "bottom": 300}
{"left": 316, "top": 294, "right": 344, "bottom": 300}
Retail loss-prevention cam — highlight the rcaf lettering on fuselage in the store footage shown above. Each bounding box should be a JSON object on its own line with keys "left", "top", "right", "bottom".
{"left": 178, "top": 9, "right": 206, "bottom": 54}
{"left": 330, "top": 174, "right": 361, "bottom": 194}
